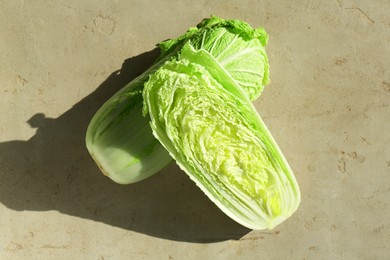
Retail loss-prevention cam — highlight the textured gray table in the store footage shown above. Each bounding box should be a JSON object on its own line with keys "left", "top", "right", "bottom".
{"left": 1, "top": 1, "right": 389, "bottom": 259}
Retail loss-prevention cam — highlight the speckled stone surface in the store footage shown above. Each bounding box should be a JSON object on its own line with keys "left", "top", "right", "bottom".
{"left": 1, "top": 0, "right": 389, "bottom": 259}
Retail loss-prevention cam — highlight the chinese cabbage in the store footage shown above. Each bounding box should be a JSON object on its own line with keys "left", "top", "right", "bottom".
{"left": 86, "top": 16, "right": 270, "bottom": 184}
{"left": 142, "top": 43, "right": 300, "bottom": 230}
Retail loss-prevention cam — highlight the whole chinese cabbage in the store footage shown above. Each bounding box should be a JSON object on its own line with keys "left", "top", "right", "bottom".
{"left": 86, "top": 16, "right": 270, "bottom": 184}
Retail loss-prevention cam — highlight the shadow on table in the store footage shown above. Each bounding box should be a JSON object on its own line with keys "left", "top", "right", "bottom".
{"left": 0, "top": 48, "right": 250, "bottom": 243}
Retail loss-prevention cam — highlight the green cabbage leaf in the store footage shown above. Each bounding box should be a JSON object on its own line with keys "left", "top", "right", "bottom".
{"left": 158, "top": 15, "right": 269, "bottom": 100}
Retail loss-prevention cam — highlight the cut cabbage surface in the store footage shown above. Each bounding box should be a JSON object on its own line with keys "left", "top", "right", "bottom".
{"left": 142, "top": 44, "right": 300, "bottom": 230}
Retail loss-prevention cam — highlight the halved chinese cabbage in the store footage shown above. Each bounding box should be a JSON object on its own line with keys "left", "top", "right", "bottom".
{"left": 142, "top": 44, "right": 300, "bottom": 230}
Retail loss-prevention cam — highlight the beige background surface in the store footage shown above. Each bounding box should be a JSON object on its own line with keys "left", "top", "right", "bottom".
{"left": 1, "top": 0, "right": 389, "bottom": 259}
